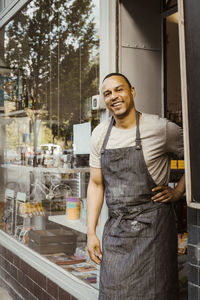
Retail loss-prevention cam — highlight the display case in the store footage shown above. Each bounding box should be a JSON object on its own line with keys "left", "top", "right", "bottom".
{"left": 0, "top": 112, "right": 101, "bottom": 292}
{"left": 1, "top": 160, "right": 101, "bottom": 289}
{"left": 0, "top": 105, "right": 100, "bottom": 291}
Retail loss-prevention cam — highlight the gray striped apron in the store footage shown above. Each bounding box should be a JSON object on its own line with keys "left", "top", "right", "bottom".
{"left": 99, "top": 111, "right": 179, "bottom": 300}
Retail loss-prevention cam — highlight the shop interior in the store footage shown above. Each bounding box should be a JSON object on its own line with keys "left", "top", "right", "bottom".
{"left": 119, "top": 0, "right": 187, "bottom": 298}
{"left": 165, "top": 7, "right": 187, "bottom": 298}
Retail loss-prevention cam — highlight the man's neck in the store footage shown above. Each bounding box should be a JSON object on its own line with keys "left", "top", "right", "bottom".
{"left": 114, "top": 109, "right": 137, "bottom": 129}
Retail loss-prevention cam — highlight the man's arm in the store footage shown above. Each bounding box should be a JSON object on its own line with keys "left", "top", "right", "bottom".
{"left": 152, "top": 119, "right": 186, "bottom": 203}
{"left": 87, "top": 167, "right": 104, "bottom": 264}
{"left": 151, "top": 174, "right": 185, "bottom": 203}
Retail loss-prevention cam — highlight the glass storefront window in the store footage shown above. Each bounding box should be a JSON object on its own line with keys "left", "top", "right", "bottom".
{"left": 0, "top": 0, "right": 100, "bottom": 289}
{"left": 0, "top": 0, "right": 5, "bottom": 12}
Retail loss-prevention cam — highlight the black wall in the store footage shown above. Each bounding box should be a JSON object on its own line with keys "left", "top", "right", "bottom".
{"left": 184, "top": 0, "right": 200, "bottom": 203}
{"left": 184, "top": 1, "right": 200, "bottom": 299}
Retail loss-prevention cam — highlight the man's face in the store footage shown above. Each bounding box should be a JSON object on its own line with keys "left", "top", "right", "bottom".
{"left": 102, "top": 75, "right": 135, "bottom": 119}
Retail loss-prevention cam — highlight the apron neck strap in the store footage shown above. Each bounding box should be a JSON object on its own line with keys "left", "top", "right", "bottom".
{"left": 136, "top": 111, "right": 142, "bottom": 150}
{"left": 101, "top": 117, "right": 115, "bottom": 154}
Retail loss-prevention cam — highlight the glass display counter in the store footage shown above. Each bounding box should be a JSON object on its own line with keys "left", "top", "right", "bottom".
{"left": 1, "top": 163, "right": 100, "bottom": 291}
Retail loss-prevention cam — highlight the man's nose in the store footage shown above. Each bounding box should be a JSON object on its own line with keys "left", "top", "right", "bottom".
{"left": 111, "top": 91, "right": 118, "bottom": 100}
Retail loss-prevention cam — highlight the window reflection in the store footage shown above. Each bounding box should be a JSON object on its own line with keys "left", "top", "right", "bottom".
{"left": 0, "top": 0, "right": 100, "bottom": 160}
{"left": 0, "top": 0, "right": 100, "bottom": 289}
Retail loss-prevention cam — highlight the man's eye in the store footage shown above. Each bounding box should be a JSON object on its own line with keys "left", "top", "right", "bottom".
{"left": 104, "top": 93, "right": 110, "bottom": 97}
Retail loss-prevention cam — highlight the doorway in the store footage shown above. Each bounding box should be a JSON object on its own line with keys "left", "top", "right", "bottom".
{"left": 119, "top": 0, "right": 187, "bottom": 298}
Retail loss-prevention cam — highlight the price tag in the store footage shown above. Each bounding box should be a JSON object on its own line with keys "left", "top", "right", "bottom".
{"left": 16, "top": 192, "right": 26, "bottom": 202}
{"left": 5, "top": 189, "right": 14, "bottom": 199}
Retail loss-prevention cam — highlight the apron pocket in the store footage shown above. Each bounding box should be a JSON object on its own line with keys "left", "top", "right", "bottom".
{"left": 110, "top": 218, "right": 154, "bottom": 238}
{"left": 109, "top": 208, "right": 159, "bottom": 238}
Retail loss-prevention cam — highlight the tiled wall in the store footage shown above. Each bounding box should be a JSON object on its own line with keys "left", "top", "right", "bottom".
{"left": 187, "top": 207, "right": 200, "bottom": 299}
{"left": 0, "top": 245, "right": 77, "bottom": 300}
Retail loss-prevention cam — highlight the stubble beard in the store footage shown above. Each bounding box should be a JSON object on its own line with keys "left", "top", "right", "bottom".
{"left": 112, "top": 100, "right": 135, "bottom": 120}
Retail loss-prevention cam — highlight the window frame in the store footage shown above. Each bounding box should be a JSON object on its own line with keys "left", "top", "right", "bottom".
{"left": 178, "top": 0, "right": 195, "bottom": 208}
{"left": 0, "top": 0, "right": 30, "bottom": 28}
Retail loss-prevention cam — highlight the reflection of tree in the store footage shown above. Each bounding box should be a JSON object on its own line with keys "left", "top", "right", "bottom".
{"left": 4, "top": 0, "right": 99, "bottom": 128}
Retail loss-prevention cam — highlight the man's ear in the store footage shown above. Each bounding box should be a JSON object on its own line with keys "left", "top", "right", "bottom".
{"left": 131, "top": 86, "right": 135, "bottom": 98}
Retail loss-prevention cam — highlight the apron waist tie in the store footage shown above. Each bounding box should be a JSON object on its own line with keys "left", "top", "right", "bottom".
{"left": 109, "top": 204, "right": 166, "bottom": 228}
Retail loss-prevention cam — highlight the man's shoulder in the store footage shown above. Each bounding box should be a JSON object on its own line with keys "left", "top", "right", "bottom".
{"left": 92, "top": 118, "right": 111, "bottom": 136}
{"left": 141, "top": 113, "right": 167, "bottom": 129}
{"left": 141, "top": 113, "right": 182, "bottom": 145}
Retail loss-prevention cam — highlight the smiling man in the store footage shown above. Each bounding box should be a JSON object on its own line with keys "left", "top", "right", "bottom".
{"left": 87, "top": 73, "right": 185, "bottom": 300}
{"left": 103, "top": 74, "right": 135, "bottom": 121}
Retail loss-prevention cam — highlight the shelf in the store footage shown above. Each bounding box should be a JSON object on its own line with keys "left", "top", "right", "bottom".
{"left": 48, "top": 215, "right": 87, "bottom": 234}
{"left": 1, "top": 164, "right": 90, "bottom": 174}
{"left": 16, "top": 213, "right": 44, "bottom": 218}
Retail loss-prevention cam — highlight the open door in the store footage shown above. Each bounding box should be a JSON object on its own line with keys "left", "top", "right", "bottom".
{"left": 119, "top": 0, "right": 162, "bottom": 115}
{"left": 119, "top": 1, "right": 187, "bottom": 298}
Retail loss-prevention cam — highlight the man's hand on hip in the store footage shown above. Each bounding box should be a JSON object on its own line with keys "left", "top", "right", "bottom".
{"left": 151, "top": 185, "right": 183, "bottom": 203}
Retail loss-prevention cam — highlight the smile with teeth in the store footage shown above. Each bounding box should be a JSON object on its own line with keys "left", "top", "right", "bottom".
{"left": 111, "top": 101, "right": 124, "bottom": 107}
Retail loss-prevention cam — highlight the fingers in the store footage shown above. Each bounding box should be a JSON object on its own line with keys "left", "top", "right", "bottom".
{"left": 151, "top": 186, "right": 172, "bottom": 203}
{"left": 153, "top": 195, "right": 171, "bottom": 203}
{"left": 152, "top": 193, "right": 169, "bottom": 201}
{"left": 152, "top": 186, "right": 164, "bottom": 192}
{"left": 152, "top": 190, "right": 168, "bottom": 200}
{"left": 87, "top": 235, "right": 102, "bottom": 265}
{"left": 151, "top": 187, "right": 168, "bottom": 201}
{"left": 160, "top": 197, "right": 171, "bottom": 203}
{"left": 95, "top": 246, "right": 102, "bottom": 260}
{"left": 88, "top": 248, "right": 102, "bottom": 265}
